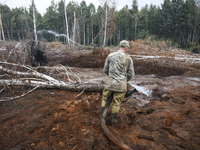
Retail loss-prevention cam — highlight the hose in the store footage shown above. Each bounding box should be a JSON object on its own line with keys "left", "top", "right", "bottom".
{"left": 100, "top": 94, "right": 133, "bottom": 150}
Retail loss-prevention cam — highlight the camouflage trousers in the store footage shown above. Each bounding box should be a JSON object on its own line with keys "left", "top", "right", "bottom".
{"left": 101, "top": 89, "right": 126, "bottom": 114}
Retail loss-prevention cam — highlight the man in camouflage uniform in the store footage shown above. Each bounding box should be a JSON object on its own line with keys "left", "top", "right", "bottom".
{"left": 101, "top": 40, "right": 135, "bottom": 124}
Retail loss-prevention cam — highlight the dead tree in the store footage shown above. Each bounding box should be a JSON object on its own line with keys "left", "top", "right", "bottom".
{"left": 0, "top": 60, "right": 104, "bottom": 101}
{"left": 64, "top": 0, "right": 70, "bottom": 46}
{"left": 100, "top": 0, "right": 116, "bottom": 47}
{"left": 0, "top": 14, "right": 5, "bottom": 41}
{"left": 32, "top": 0, "right": 38, "bottom": 42}
{"left": 73, "top": 11, "right": 76, "bottom": 47}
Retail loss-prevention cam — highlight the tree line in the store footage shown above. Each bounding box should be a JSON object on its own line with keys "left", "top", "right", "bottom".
{"left": 0, "top": 0, "right": 199, "bottom": 49}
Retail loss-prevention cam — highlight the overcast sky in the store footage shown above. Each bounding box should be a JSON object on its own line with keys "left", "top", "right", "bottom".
{"left": 2, "top": 0, "right": 164, "bottom": 15}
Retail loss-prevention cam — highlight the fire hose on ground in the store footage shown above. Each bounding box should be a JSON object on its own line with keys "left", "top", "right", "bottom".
{"left": 100, "top": 89, "right": 137, "bottom": 150}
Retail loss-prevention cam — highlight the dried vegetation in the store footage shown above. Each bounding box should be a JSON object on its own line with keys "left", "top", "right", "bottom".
{"left": 1, "top": 39, "right": 198, "bottom": 77}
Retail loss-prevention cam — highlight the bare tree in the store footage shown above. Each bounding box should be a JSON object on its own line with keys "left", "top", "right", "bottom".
{"left": 0, "top": 14, "right": 5, "bottom": 41}
{"left": 100, "top": 0, "right": 116, "bottom": 47}
{"left": 64, "top": 0, "right": 70, "bottom": 46}
{"left": 32, "top": 0, "right": 37, "bottom": 42}
{"left": 103, "top": 1, "right": 108, "bottom": 47}
{"left": 73, "top": 11, "right": 76, "bottom": 47}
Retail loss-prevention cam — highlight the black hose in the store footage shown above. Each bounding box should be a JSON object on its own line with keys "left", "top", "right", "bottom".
{"left": 100, "top": 94, "right": 133, "bottom": 150}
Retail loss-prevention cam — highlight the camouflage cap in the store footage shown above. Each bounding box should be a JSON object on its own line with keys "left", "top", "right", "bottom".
{"left": 119, "top": 40, "right": 130, "bottom": 48}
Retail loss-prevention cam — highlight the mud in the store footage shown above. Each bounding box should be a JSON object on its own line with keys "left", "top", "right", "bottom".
{"left": 0, "top": 41, "right": 200, "bottom": 149}
{"left": 0, "top": 67, "right": 200, "bottom": 150}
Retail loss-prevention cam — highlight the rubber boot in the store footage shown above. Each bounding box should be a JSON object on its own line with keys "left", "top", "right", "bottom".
{"left": 111, "top": 113, "right": 118, "bottom": 124}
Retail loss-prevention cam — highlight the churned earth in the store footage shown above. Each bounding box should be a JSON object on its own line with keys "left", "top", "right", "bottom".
{"left": 0, "top": 40, "right": 200, "bottom": 150}
{"left": 0, "top": 67, "right": 200, "bottom": 150}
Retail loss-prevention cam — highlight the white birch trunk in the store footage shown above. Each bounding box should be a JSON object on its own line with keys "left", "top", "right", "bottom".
{"left": 0, "top": 14, "right": 5, "bottom": 41}
{"left": 0, "top": 61, "right": 104, "bottom": 92}
{"left": 32, "top": 0, "right": 37, "bottom": 42}
{"left": 64, "top": 0, "right": 70, "bottom": 46}
{"left": 103, "top": 2, "right": 108, "bottom": 47}
{"left": 0, "top": 79, "right": 103, "bottom": 92}
{"left": 73, "top": 11, "right": 76, "bottom": 47}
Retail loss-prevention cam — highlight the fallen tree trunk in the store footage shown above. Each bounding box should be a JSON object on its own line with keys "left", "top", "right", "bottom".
{"left": 0, "top": 61, "right": 104, "bottom": 101}
{"left": 0, "top": 61, "right": 104, "bottom": 92}
{"left": 0, "top": 79, "right": 104, "bottom": 92}
{"left": 0, "top": 61, "right": 58, "bottom": 83}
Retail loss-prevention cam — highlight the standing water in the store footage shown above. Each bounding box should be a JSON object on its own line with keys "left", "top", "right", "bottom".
{"left": 130, "top": 83, "right": 152, "bottom": 97}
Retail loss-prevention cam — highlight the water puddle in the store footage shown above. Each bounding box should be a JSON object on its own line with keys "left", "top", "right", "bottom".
{"left": 130, "top": 84, "right": 153, "bottom": 97}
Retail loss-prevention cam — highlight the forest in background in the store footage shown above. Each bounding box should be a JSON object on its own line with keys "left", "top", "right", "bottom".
{"left": 0, "top": 0, "right": 200, "bottom": 51}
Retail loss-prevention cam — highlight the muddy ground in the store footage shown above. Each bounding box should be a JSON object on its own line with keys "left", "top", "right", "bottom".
{"left": 0, "top": 42, "right": 200, "bottom": 149}
{"left": 0, "top": 67, "right": 200, "bottom": 150}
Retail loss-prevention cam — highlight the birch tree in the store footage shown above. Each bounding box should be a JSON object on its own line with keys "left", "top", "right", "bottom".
{"left": 103, "top": 1, "right": 108, "bottom": 47}
{"left": 100, "top": 0, "right": 116, "bottom": 47}
{"left": 80, "top": 1, "right": 87, "bottom": 46}
{"left": 0, "top": 61, "right": 103, "bottom": 102}
{"left": 66, "top": 1, "right": 79, "bottom": 46}
{"left": 131, "top": 0, "right": 138, "bottom": 41}
{"left": 88, "top": 4, "right": 96, "bottom": 44}
{"left": 73, "top": 11, "right": 76, "bottom": 47}
{"left": 0, "top": 14, "right": 5, "bottom": 41}
{"left": 64, "top": 0, "right": 70, "bottom": 46}
{"left": 32, "top": 0, "right": 37, "bottom": 42}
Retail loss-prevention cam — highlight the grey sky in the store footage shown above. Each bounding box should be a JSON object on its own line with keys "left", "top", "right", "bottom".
{"left": 2, "top": 0, "right": 164, "bottom": 15}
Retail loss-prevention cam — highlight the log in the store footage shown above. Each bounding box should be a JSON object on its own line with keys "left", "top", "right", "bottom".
{"left": 0, "top": 61, "right": 104, "bottom": 92}
{"left": 0, "top": 79, "right": 104, "bottom": 92}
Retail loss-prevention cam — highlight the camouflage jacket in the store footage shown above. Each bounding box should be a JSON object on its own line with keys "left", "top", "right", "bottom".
{"left": 104, "top": 50, "right": 135, "bottom": 92}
